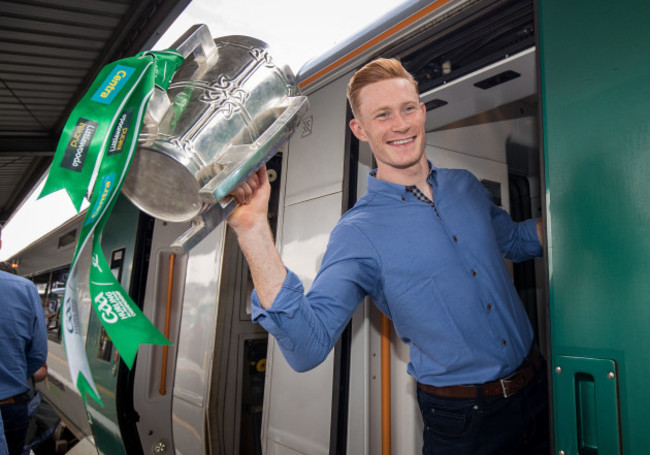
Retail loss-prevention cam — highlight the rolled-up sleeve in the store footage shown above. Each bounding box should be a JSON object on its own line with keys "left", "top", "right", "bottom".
{"left": 491, "top": 203, "right": 543, "bottom": 262}
{"left": 251, "top": 270, "right": 305, "bottom": 353}
{"left": 250, "top": 223, "right": 378, "bottom": 372}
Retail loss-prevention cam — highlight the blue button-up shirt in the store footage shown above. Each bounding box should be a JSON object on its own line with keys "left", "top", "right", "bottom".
{"left": 0, "top": 271, "right": 48, "bottom": 399}
{"left": 252, "top": 163, "right": 542, "bottom": 386}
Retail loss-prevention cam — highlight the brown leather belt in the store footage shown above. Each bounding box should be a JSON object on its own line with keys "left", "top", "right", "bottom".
{"left": 0, "top": 391, "right": 31, "bottom": 406}
{"left": 0, "top": 397, "right": 16, "bottom": 405}
{"left": 418, "top": 347, "right": 543, "bottom": 399}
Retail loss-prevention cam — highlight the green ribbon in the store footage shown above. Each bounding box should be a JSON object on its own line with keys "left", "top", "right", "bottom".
{"left": 43, "top": 49, "right": 184, "bottom": 404}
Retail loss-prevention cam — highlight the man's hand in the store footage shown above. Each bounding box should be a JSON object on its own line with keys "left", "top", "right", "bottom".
{"left": 227, "top": 165, "right": 271, "bottom": 232}
{"left": 225, "top": 164, "right": 287, "bottom": 308}
{"left": 33, "top": 364, "right": 48, "bottom": 382}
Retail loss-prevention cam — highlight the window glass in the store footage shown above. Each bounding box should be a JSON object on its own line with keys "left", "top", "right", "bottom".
{"left": 45, "top": 266, "right": 69, "bottom": 343}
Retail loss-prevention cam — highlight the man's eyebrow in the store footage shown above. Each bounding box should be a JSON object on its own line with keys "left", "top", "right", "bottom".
{"left": 366, "top": 105, "right": 390, "bottom": 117}
{"left": 366, "top": 99, "right": 418, "bottom": 115}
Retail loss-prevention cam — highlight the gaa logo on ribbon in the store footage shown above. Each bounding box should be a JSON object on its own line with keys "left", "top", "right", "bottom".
{"left": 65, "top": 296, "right": 75, "bottom": 334}
{"left": 94, "top": 291, "right": 136, "bottom": 325}
{"left": 95, "top": 292, "right": 119, "bottom": 324}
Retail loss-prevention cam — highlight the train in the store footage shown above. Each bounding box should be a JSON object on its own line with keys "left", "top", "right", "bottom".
{"left": 6, "top": 0, "right": 649, "bottom": 453}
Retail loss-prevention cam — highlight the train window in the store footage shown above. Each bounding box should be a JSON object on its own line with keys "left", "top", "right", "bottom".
{"left": 32, "top": 272, "right": 50, "bottom": 300}
{"left": 57, "top": 229, "right": 76, "bottom": 249}
{"left": 97, "top": 327, "right": 114, "bottom": 363}
{"left": 110, "top": 247, "right": 125, "bottom": 282}
{"left": 45, "top": 287, "right": 64, "bottom": 342}
{"left": 47, "top": 266, "right": 69, "bottom": 343}
{"left": 31, "top": 272, "right": 56, "bottom": 342}
{"left": 50, "top": 267, "right": 69, "bottom": 290}
{"left": 29, "top": 266, "right": 69, "bottom": 343}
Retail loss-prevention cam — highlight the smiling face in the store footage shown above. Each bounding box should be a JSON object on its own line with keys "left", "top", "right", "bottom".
{"left": 349, "top": 77, "right": 428, "bottom": 183}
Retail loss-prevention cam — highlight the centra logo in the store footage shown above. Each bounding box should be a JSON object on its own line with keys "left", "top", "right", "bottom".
{"left": 91, "top": 64, "right": 136, "bottom": 105}
{"left": 100, "top": 70, "right": 127, "bottom": 98}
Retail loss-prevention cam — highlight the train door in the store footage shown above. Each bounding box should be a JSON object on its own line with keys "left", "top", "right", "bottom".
{"left": 206, "top": 152, "right": 283, "bottom": 455}
{"left": 85, "top": 194, "right": 148, "bottom": 455}
{"left": 258, "top": 68, "right": 353, "bottom": 455}
{"left": 538, "top": 1, "right": 650, "bottom": 453}
{"left": 131, "top": 154, "right": 281, "bottom": 455}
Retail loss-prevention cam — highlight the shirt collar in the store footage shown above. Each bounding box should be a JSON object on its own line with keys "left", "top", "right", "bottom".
{"left": 367, "top": 160, "right": 438, "bottom": 197}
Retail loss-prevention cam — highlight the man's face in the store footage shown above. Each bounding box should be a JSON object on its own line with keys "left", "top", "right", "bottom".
{"left": 349, "top": 77, "right": 427, "bottom": 177}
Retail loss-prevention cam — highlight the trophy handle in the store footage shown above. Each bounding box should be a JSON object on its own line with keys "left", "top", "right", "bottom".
{"left": 170, "top": 197, "right": 237, "bottom": 254}
{"left": 199, "top": 95, "right": 309, "bottom": 203}
{"left": 145, "top": 24, "right": 217, "bottom": 126}
{"left": 169, "top": 94, "right": 309, "bottom": 253}
{"left": 170, "top": 24, "right": 217, "bottom": 61}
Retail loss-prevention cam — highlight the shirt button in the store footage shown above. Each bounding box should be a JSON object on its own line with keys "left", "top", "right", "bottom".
{"left": 487, "top": 304, "right": 493, "bottom": 311}
{"left": 452, "top": 235, "right": 458, "bottom": 242}
{"left": 472, "top": 270, "right": 477, "bottom": 276}
{"left": 502, "top": 339, "right": 508, "bottom": 346}
{"left": 401, "top": 196, "right": 406, "bottom": 201}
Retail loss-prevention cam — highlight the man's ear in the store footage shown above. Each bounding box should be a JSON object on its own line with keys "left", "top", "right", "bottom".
{"left": 349, "top": 118, "right": 367, "bottom": 142}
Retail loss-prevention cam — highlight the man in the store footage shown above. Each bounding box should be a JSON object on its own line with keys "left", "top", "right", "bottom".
{"left": 0, "top": 224, "right": 48, "bottom": 455}
{"left": 227, "top": 58, "right": 548, "bottom": 454}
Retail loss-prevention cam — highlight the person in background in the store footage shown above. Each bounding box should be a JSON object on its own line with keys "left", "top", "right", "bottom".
{"left": 226, "top": 58, "right": 548, "bottom": 454}
{"left": 1, "top": 411, "right": 7, "bottom": 455}
{"left": 0, "top": 259, "right": 10, "bottom": 455}
{"left": 0, "top": 224, "right": 48, "bottom": 455}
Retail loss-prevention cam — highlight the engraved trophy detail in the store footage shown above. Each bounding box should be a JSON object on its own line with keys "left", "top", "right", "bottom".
{"left": 122, "top": 24, "right": 309, "bottom": 252}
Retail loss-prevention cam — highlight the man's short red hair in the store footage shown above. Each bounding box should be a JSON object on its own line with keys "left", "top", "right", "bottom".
{"left": 346, "top": 58, "right": 418, "bottom": 118}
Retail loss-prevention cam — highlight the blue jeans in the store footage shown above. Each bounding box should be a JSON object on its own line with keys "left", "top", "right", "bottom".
{"left": 0, "top": 403, "right": 29, "bottom": 455}
{"left": 417, "top": 361, "right": 549, "bottom": 455}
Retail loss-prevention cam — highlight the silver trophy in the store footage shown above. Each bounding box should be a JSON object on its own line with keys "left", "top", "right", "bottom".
{"left": 122, "top": 24, "right": 309, "bottom": 252}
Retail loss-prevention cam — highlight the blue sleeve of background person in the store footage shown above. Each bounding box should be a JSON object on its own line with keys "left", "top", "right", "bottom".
{"left": 475, "top": 179, "right": 542, "bottom": 261}
{"left": 250, "top": 223, "right": 379, "bottom": 372}
{"left": 25, "top": 281, "right": 48, "bottom": 377}
{"left": 0, "top": 411, "right": 8, "bottom": 455}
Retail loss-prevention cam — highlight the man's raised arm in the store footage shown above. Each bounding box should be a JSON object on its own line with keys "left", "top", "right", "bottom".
{"left": 226, "top": 165, "right": 287, "bottom": 308}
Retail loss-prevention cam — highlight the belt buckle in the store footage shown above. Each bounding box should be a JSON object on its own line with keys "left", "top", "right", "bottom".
{"left": 499, "top": 370, "right": 518, "bottom": 398}
{"left": 499, "top": 378, "right": 511, "bottom": 398}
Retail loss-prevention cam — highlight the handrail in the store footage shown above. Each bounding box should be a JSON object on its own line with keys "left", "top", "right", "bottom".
{"left": 159, "top": 253, "right": 176, "bottom": 395}
{"left": 381, "top": 314, "right": 392, "bottom": 455}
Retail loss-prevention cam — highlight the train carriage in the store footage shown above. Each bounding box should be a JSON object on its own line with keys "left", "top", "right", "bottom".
{"left": 6, "top": 0, "right": 648, "bottom": 453}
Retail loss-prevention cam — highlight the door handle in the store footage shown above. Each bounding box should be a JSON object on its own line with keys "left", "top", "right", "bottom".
{"left": 553, "top": 355, "right": 621, "bottom": 454}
